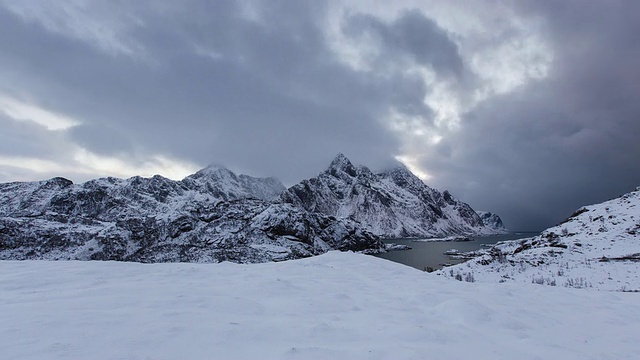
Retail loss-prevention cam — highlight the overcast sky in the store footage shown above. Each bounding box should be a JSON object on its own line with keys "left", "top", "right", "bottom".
{"left": 1, "top": 1, "right": 639, "bottom": 230}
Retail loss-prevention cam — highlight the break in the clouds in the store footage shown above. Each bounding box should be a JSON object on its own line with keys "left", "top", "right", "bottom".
{"left": 0, "top": 0, "right": 638, "bottom": 230}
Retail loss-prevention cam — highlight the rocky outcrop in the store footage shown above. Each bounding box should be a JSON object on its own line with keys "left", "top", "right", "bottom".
{"left": 476, "top": 211, "right": 507, "bottom": 233}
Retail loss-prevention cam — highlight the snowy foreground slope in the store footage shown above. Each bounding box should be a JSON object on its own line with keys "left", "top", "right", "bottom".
{"left": 439, "top": 187, "right": 640, "bottom": 291}
{"left": 1, "top": 252, "right": 638, "bottom": 360}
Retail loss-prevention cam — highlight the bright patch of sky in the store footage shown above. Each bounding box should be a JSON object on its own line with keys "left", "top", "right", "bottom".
{"left": 0, "top": 95, "right": 197, "bottom": 182}
{"left": 0, "top": 95, "right": 80, "bottom": 131}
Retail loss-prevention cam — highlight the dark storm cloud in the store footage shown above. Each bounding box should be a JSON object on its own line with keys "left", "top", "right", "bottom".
{"left": 421, "top": 1, "right": 640, "bottom": 230}
{"left": 343, "top": 9, "right": 464, "bottom": 77}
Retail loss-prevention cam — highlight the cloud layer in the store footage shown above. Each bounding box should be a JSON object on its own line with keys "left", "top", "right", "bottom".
{"left": 0, "top": 0, "right": 638, "bottom": 230}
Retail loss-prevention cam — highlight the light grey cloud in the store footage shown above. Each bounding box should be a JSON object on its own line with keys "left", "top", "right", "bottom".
{"left": 0, "top": 113, "right": 71, "bottom": 159}
{"left": 66, "top": 124, "right": 133, "bottom": 156}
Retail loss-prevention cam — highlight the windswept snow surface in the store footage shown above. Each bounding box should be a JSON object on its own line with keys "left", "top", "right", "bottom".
{"left": 439, "top": 187, "right": 640, "bottom": 291}
{"left": 2, "top": 252, "right": 639, "bottom": 360}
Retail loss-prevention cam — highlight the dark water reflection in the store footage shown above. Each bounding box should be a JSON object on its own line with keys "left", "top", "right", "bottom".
{"left": 373, "top": 233, "right": 539, "bottom": 271}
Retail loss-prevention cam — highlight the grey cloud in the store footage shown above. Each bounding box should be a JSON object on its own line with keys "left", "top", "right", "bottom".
{"left": 0, "top": 1, "right": 433, "bottom": 183}
{"left": 0, "top": 113, "right": 72, "bottom": 160}
{"left": 66, "top": 124, "right": 133, "bottom": 156}
{"left": 421, "top": 1, "right": 640, "bottom": 230}
{"left": 343, "top": 9, "right": 464, "bottom": 77}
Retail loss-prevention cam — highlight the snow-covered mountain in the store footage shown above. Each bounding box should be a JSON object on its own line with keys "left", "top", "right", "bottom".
{"left": 183, "top": 165, "right": 286, "bottom": 201}
{"left": 280, "top": 153, "right": 502, "bottom": 238}
{"left": 0, "top": 167, "right": 384, "bottom": 263}
{"left": 439, "top": 187, "right": 640, "bottom": 291}
{"left": 476, "top": 211, "right": 507, "bottom": 233}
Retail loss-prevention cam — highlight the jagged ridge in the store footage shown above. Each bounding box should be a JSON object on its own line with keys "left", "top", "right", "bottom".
{"left": 0, "top": 167, "right": 383, "bottom": 263}
{"left": 280, "top": 154, "right": 503, "bottom": 238}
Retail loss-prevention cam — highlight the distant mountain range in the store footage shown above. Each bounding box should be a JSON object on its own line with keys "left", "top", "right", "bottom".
{"left": 0, "top": 154, "right": 505, "bottom": 263}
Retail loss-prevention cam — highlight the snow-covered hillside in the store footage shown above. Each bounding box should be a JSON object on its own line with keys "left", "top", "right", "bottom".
{"left": 281, "top": 154, "right": 503, "bottom": 238}
{"left": 1, "top": 252, "right": 638, "bottom": 360}
{"left": 439, "top": 187, "right": 640, "bottom": 291}
{"left": 0, "top": 167, "right": 384, "bottom": 263}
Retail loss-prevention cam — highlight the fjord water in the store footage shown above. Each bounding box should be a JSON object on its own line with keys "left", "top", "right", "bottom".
{"left": 374, "top": 233, "right": 539, "bottom": 271}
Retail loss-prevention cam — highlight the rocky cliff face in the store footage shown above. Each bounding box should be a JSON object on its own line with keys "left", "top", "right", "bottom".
{"left": 0, "top": 168, "right": 383, "bottom": 263}
{"left": 280, "top": 154, "right": 500, "bottom": 238}
{"left": 476, "top": 211, "right": 507, "bottom": 233}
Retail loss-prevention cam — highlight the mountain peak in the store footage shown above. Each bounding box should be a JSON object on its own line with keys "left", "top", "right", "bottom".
{"left": 383, "top": 161, "right": 413, "bottom": 176}
{"left": 327, "top": 153, "right": 357, "bottom": 177}
{"left": 280, "top": 154, "right": 501, "bottom": 238}
{"left": 201, "top": 163, "right": 233, "bottom": 172}
{"left": 329, "top": 153, "right": 350, "bottom": 167}
{"left": 380, "top": 162, "right": 425, "bottom": 190}
{"left": 188, "top": 163, "right": 236, "bottom": 180}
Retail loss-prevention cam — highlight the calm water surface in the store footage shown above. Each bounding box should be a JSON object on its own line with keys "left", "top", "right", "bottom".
{"left": 373, "top": 232, "right": 539, "bottom": 271}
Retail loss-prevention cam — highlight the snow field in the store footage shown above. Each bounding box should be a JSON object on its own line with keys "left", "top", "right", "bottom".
{"left": 1, "top": 251, "right": 639, "bottom": 360}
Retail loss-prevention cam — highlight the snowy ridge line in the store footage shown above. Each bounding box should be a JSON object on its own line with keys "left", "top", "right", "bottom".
{"left": 438, "top": 187, "right": 640, "bottom": 291}
{"left": 280, "top": 153, "right": 507, "bottom": 238}
{"left": 0, "top": 165, "right": 384, "bottom": 263}
{"left": 0, "top": 154, "right": 506, "bottom": 263}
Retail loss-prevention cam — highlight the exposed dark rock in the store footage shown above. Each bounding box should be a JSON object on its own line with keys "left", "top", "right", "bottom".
{"left": 476, "top": 211, "right": 507, "bottom": 232}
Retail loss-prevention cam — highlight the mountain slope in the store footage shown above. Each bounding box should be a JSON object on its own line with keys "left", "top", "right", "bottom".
{"left": 280, "top": 154, "right": 500, "bottom": 238}
{"left": 0, "top": 167, "right": 383, "bottom": 263}
{"left": 439, "top": 187, "right": 640, "bottom": 291}
{"left": 182, "top": 165, "right": 286, "bottom": 201}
